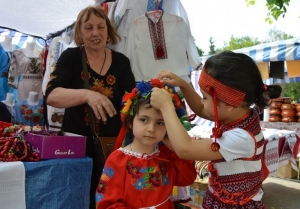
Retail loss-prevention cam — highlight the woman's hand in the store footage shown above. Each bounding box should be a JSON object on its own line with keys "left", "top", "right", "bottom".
{"left": 156, "top": 70, "right": 186, "bottom": 87}
{"left": 87, "top": 90, "right": 117, "bottom": 121}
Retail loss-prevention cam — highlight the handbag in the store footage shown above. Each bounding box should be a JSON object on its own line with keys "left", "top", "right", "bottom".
{"left": 81, "top": 47, "right": 117, "bottom": 167}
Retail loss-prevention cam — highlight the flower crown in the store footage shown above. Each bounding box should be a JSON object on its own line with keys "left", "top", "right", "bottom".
{"left": 120, "top": 78, "right": 185, "bottom": 120}
{"left": 114, "top": 79, "right": 186, "bottom": 150}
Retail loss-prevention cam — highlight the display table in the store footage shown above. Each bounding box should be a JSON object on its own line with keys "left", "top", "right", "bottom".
{"left": 262, "top": 128, "right": 300, "bottom": 177}
{"left": 260, "top": 121, "right": 300, "bottom": 136}
{"left": 24, "top": 157, "right": 93, "bottom": 209}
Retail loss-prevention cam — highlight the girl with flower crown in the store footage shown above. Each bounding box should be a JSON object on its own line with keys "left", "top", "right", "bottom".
{"left": 95, "top": 79, "right": 196, "bottom": 209}
{"left": 150, "top": 51, "right": 282, "bottom": 209}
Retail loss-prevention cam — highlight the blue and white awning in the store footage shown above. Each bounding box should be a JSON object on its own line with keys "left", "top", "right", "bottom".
{"left": 198, "top": 37, "right": 300, "bottom": 84}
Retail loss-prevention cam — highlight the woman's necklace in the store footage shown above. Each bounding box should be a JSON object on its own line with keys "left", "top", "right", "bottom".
{"left": 87, "top": 49, "right": 107, "bottom": 75}
{"left": 99, "top": 49, "right": 106, "bottom": 75}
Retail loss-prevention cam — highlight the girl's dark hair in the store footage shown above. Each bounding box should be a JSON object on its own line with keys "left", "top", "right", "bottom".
{"left": 123, "top": 97, "right": 152, "bottom": 142}
{"left": 204, "top": 51, "right": 282, "bottom": 109}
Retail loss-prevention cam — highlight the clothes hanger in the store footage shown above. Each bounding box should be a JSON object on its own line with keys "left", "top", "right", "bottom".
{"left": 146, "top": 0, "right": 162, "bottom": 18}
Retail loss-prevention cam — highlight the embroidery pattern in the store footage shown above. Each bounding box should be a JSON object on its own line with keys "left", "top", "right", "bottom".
{"left": 127, "top": 161, "right": 170, "bottom": 190}
{"left": 96, "top": 166, "right": 115, "bottom": 202}
{"left": 19, "top": 104, "right": 43, "bottom": 123}
{"left": 83, "top": 74, "right": 116, "bottom": 129}
{"left": 147, "top": 14, "right": 168, "bottom": 60}
{"left": 96, "top": 161, "right": 170, "bottom": 202}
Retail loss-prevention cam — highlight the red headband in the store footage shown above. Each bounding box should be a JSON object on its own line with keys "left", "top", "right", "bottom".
{"left": 198, "top": 68, "right": 246, "bottom": 107}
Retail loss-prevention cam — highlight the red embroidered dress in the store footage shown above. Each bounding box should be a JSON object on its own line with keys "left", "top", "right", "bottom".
{"left": 96, "top": 145, "right": 196, "bottom": 209}
{"left": 203, "top": 109, "right": 268, "bottom": 209}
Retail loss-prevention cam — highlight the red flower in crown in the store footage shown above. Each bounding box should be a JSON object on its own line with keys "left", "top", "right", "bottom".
{"left": 173, "top": 94, "right": 181, "bottom": 108}
{"left": 122, "top": 88, "right": 138, "bottom": 102}
{"left": 151, "top": 78, "right": 164, "bottom": 88}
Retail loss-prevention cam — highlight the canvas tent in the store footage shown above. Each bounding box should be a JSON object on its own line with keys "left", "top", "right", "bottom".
{"left": 196, "top": 37, "right": 300, "bottom": 85}
{"left": 0, "top": 0, "right": 95, "bottom": 39}
{"left": 0, "top": 0, "right": 95, "bottom": 49}
{"left": 189, "top": 38, "right": 300, "bottom": 126}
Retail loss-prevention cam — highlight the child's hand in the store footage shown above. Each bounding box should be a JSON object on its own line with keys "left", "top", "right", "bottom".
{"left": 150, "top": 87, "right": 174, "bottom": 112}
{"left": 156, "top": 70, "right": 185, "bottom": 87}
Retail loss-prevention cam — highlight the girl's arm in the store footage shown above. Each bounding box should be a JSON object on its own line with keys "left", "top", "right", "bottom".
{"left": 151, "top": 88, "right": 223, "bottom": 161}
{"left": 157, "top": 70, "right": 211, "bottom": 120}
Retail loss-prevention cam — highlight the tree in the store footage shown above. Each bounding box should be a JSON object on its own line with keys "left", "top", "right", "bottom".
{"left": 196, "top": 46, "right": 205, "bottom": 57}
{"left": 222, "top": 35, "right": 260, "bottom": 51}
{"left": 245, "top": 0, "right": 291, "bottom": 24}
{"left": 264, "top": 27, "right": 294, "bottom": 42}
{"left": 208, "top": 37, "right": 217, "bottom": 55}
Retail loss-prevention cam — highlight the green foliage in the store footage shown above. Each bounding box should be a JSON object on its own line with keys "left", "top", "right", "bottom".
{"left": 196, "top": 46, "right": 204, "bottom": 57}
{"left": 245, "top": 0, "right": 292, "bottom": 23}
{"left": 281, "top": 83, "right": 300, "bottom": 102}
{"left": 222, "top": 35, "right": 260, "bottom": 51}
{"left": 208, "top": 37, "right": 217, "bottom": 55}
{"left": 264, "top": 27, "right": 294, "bottom": 42}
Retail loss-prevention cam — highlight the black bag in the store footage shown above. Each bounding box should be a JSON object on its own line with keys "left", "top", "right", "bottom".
{"left": 81, "top": 47, "right": 117, "bottom": 169}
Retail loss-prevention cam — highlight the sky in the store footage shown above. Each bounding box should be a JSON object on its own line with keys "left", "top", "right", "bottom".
{"left": 180, "top": 0, "right": 300, "bottom": 54}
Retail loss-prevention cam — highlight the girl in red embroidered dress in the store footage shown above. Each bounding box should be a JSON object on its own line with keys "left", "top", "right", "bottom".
{"left": 95, "top": 80, "right": 196, "bottom": 209}
{"left": 150, "top": 51, "right": 282, "bottom": 208}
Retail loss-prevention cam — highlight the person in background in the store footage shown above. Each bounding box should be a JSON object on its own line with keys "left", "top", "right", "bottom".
{"left": 45, "top": 5, "right": 135, "bottom": 209}
{"left": 96, "top": 79, "right": 196, "bottom": 209}
{"left": 0, "top": 102, "right": 12, "bottom": 123}
{"left": 150, "top": 51, "right": 282, "bottom": 209}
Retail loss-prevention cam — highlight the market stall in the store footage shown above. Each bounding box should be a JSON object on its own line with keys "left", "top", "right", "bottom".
{"left": 0, "top": 1, "right": 96, "bottom": 208}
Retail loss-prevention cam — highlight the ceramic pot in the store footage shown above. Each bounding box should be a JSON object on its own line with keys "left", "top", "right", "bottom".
{"left": 269, "top": 108, "right": 281, "bottom": 115}
{"left": 281, "top": 104, "right": 296, "bottom": 110}
{"left": 269, "top": 115, "right": 282, "bottom": 122}
{"left": 296, "top": 104, "right": 300, "bottom": 112}
{"left": 270, "top": 102, "right": 282, "bottom": 109}
{"left": 272, "top": 97, "right": 284, "bottom": 103}
{"left": 282, "top": 97, "right": 291, "bottom": 104}
{"left": 282, "top": 116, "right": 297, "bottom": 122}
{"left": 281, "top": 109, "right": 296, "bottom": 117}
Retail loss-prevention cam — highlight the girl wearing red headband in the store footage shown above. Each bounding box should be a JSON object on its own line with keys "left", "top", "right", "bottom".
{"left": 95, "top": 79, "right": 196, "bottom": 209}
{"left": 151, "top": 51, "right": 282, "bottom": 209}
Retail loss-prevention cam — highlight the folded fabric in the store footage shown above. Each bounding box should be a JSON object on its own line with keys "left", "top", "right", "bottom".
{"left": 0, "top": 161, "right": 25, "bottom": 209}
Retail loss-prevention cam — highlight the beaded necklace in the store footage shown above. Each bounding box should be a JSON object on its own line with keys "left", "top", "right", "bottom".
{"left": 0, "top": 134, "right": 40, "bottom": 162}
{"left": 1, "top": 125, "right": 40, "bottom": 162}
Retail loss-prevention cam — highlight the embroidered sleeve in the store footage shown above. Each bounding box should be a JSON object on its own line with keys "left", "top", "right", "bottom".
{"left": 96, "top": 151, "right": 130, "bottom": 209}
{"left": 160, "top": 146, "right": 197, "bottom": 186}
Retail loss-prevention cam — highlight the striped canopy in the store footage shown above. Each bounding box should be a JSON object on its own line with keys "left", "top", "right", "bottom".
{"left": 198, "top": 37, "right": 300, "bottom": 84}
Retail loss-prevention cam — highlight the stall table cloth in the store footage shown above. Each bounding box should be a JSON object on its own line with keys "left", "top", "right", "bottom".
{"left": 24, "top": 157, "right": 92, "bottom": 209}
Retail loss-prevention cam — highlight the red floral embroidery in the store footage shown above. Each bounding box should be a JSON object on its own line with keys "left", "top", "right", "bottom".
{"left": 26, "top": 109, "right": 33, "bottom": 115}
{"left": 33, "top": 116, "right": 41, "bottom": 123}
{"left": 149, "top": 172, "right": 161, "bottom": 187}
{"left": 97, "top": 179, "right": 108, "bottom": 193}
{"left": 127, "top": 163, "right": 143, "bottom": 179}
{"left": 106, "top": 75, "right": 116, "bottom": 85}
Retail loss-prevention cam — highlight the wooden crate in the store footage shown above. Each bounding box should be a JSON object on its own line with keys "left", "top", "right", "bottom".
{"left": 277, "top": 160, "right": 298, "bottom": 179}
{"left": 189, "top": 181, "right": 208, "bottom": 206}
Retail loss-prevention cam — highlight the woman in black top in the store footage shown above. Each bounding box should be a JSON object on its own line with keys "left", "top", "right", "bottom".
{"left": 45, "top": 6, "right": 135, "bottom": 209}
